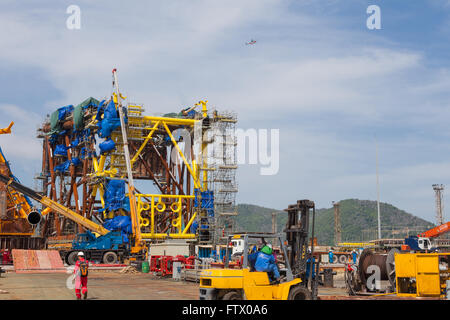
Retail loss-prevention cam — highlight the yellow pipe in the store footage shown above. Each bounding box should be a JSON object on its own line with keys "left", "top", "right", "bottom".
{"left": 163, "top": 122, "right": 200, "bottom": 189}
{"left": 18, "top": 205, "right": 29, "bottom": 219}
{"left": 7, "top": 189, "right": 34, "bottom": 220}
{"left": 98, "top": 185, "right": 105, "bottom": 208}
{"left": 90, "top": 185, "right": 98, "bottom": 199}
{"left": 192, "top": 160, "right": 198, "bottom": 182}
{"left": 131, "top": 121, "right": 160, "bottom": 164}
{"left": 141, "top": 233, "right": 168, "bottom": 239}
{"left": 41, "top": 207, "right": 52, "bottom": 216}
{"left": 143, "top": 116, "right": 198, "bottom": 126}
{"left": 105, "top": 169, "right": 118, "bottom": 177}
{"left": 182, "top": 211, "right": 197, "bottom": 235}
{"left": 136, "top": 194, "right": 194, "bottom": 199}
{"left": 98, "top": 154, "right": 106, "bottom": 172}
{"left": 169, "top": 234, "right": 196, "bottom": 239}
{"left": 151, "top": 196, "right": 155, "bottom": 235}
{"left": 92, "top": 156, "right": 99, "bottom": 172}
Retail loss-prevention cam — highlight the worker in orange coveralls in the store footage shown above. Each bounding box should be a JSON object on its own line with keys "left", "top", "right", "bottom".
{"left": 73, "top": 252, "right": 89, "bottom": 300}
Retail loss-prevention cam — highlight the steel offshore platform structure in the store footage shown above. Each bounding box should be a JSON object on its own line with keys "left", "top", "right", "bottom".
{"left": 35, "top": 70, "right": 238, "bottom": 249}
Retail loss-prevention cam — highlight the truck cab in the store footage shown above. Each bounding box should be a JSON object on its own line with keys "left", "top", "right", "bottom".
{"left": 72, "top": 230, "right": 126, "bottom": 251}
{"left": 404, "top": 236, "right": 433, "bottom": 251}
{"left": 231, "top": 237, "right": 245, "bottom": 256}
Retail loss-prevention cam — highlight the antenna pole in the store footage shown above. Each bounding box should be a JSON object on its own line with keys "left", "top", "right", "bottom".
{"left": 376, "top": 141, "right": 381, "bottom": 239}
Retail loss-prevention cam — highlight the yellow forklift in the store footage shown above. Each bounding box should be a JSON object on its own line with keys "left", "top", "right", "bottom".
{"left": 199, "top": 200, "right": 320, "bottom": 300}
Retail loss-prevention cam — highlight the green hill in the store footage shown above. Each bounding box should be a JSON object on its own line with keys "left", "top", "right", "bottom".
{"left": 234, "top": 199, "right": 435, "bottom": 246}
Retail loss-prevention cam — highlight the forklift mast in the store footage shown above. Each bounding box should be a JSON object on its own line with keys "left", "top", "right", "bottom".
{"left": 284, "top": 200, "right": 315, "bottom": 278}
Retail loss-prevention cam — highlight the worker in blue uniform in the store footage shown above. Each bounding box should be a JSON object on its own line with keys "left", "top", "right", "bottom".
{"left": 328, "top": 249, "right": 334, "bottom": 264}
{"left": 248, "top": 245, "right": 259, "bottom": 271}
{"left": 328, "top": 249, "right": 334, "bottom": 263}
{"left": 351, "top": 250, "right": 358, "bottom": 264}
{"left": 254, "top": 244, "right": 280, "bottom": 282}
{"left": 306, "top": 256, "right": 316, "bottom": 280}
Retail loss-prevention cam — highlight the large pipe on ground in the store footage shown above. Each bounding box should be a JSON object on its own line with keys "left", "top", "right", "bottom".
{"left": 358, "top": 249, "right": 389, "bottom": 289}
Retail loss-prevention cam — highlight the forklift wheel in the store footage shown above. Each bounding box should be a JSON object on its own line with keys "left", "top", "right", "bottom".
{"left": 288, "top": 286, "right": 311, "bottom": 300}
{"left": 222, "top": 291, "right": 241, "bottom": 300}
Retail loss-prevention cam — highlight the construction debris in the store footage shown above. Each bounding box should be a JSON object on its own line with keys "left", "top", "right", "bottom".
{"left": 119, "top": 265, "right": 139, "bottom": 274}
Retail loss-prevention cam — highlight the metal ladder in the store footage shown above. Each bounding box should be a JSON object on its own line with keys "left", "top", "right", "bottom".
{"left": 109, "top": 104, "right": 145, "bottom": 177}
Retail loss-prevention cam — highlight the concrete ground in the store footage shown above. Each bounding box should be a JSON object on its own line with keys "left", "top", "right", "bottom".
{"left": 0, "top": 269, "right": 349, "bottom": 300}
{"left": 0, "top": 271, "right": 199, "bottom": 300}
{"left": 1, "top": 269, "right": 406, "bottom": 300}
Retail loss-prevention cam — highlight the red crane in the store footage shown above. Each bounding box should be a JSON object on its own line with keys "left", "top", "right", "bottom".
{"left": 418, "top": 221, "right": 450, "bottom": 239}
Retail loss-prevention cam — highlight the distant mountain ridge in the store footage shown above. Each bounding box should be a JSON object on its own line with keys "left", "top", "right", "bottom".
{"left": 234, "top": 199, "right": 435, "bottom": 246}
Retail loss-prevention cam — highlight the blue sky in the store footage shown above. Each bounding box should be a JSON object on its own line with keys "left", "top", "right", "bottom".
{"left": 1, "top": 1, "right": 450, "bottom": 225}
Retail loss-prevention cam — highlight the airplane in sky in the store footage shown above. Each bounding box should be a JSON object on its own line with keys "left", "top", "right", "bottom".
{"left": 246, "top": 39, "right": 257, "bottom": 45}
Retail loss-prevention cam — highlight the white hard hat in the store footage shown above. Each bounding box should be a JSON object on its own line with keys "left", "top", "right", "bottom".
{"left": 77, "top": 252, "right": 84, "bottom": 256}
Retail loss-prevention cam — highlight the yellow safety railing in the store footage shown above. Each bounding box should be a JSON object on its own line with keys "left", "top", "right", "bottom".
{"left": 136, "top": 193, "right": 196, "bottom": 239}
{"left": 337, "top": 242, "right": 375, "bottom": 248}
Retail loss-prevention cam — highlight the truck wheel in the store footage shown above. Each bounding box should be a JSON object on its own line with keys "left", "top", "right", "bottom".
{"left": 67, "top": 252, "right": 78, "bottom": 266}
{"left": 103, "top": 251, "right": 118, "bottom": 264}
{"left": 222, "top": 291, "right": 241, "bottom": 300}
{"left": 288, "top": 286, "right": 311, "bottom": 300}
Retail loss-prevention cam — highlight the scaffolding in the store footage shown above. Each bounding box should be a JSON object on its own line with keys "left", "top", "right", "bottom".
{"left": 208, "top": 110, "right": 238, "bottom": 241}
